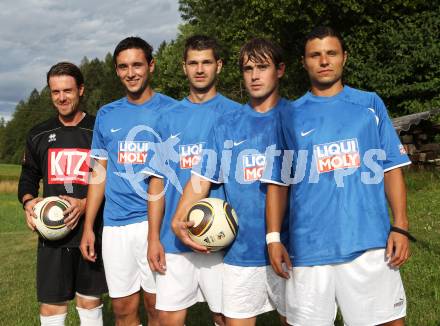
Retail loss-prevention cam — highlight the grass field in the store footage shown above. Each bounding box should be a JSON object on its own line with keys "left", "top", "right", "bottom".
{"left": 1, "top": 164, "right": 439, "bottom": 325}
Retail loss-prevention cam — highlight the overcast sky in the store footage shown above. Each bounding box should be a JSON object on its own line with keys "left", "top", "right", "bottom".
{"left": 0, "top": 0, "right": 182, "bottom": 121}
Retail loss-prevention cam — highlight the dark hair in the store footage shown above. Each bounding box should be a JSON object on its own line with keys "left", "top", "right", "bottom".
{"left": 46, "top": 62, "right": 84, "bottom": 88}
{"left": 113, "top": 37, "right": 153, "bottom": 64}
{"left": 184, "top": 35, "right": 221, "bottom": 61}
{"left": 239, "top": 38, "right": 284, "bottom": 71}
{"left": 303, "top": 26, "right": 346, "bottom": 55}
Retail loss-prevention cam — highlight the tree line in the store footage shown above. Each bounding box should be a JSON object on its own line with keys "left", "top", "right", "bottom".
{"left": 1, "top": 0, "right": 439, "bottom": 164}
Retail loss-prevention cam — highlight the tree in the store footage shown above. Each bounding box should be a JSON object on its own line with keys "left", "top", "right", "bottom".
{"left": 1, "top": 1, "right": 438, "bottom": 163}
{"left": 177, "top": 0, "right": 440, "bottom": 113}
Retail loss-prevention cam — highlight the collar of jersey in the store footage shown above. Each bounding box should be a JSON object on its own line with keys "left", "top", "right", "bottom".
{"left": 305, "top": 85, "right": 349, "bottom": 103}
{"left": 243, "top": 97, "right": 288, "bottom": 117}
{"left": 181, "top": 93, "right": 222, "bottom": 109}
{"left": 55, "top": 111, "right": 89, "bottom": 128}
{"left": 122, "top": 92, "right": 158, "bottom": 109}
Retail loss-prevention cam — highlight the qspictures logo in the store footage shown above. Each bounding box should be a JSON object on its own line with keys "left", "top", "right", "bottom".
{"left": 48, "top": 148, "right": 90, "bottom": 184}
{"left": 179, "top": 143, "right": 204, "bottom": 169}
{"left": 314, "top": 138, "right": 360, "bottom": 173}
{"left": 118, "top": 141, "right": 148, "bottom": 164}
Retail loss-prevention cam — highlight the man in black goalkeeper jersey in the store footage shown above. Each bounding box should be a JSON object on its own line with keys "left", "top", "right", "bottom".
{"left": 18, "top": 62, "right": 107, "bottom": 326}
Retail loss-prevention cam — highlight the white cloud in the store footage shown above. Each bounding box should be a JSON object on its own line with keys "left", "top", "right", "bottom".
{"left": 0, "top": 0, "right": 182, "bottom": 121}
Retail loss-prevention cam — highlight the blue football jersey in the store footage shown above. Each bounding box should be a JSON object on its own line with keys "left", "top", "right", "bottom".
{"left": 195, "top": 98, "right": 290, "bottom": 266}
{"left": 91, "top": 93, "right": 176, "bottom": 226}
{"left": 263, "top": 86, "right": 411, "bottom": 266}
{"left": 146, "top": 93, "right": 241, "bottom": 253}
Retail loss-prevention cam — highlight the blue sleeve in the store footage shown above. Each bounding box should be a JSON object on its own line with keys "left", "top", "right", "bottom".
{"left": 142, "top": 114, "right": 172, "bottom": 179}
{"left": 192, "top": 125, "right": 222, "bottom": 184}
{"left": 261, "top": 114, "right": 289, "bottom": 186}
{"left": 373, "top": 94, "right": 411, "bottom": 171}
{"left": 90, "top": 110, "right": 108, "bottom": 160}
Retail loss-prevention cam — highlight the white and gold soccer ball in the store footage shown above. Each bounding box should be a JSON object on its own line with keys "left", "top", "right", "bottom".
{"left": 187, "top": 197, "right": 238, "bottom": 251}
{"left": 33, "top": 196, "right": 71, "bottom": 241}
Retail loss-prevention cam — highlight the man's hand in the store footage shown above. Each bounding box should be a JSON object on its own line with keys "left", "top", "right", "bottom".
{"left": 80, "top": 228, "right": 96, "bottom": 262}
{"left": 60, "top": 195, "right": 86, "bottom": 230}
{"left": 171, "top": 219, "right": 209, "bottom": 253}
{"left": 268, "top": 242, "right": 292, "bottom": 279}
{"left": 386, "top": 230, "right": 410, "bottom": 268}
{"left": 147, "top": 239, "right": 167, "bottom": 274}
{"left": 23, "top": 197, "right": 43, "bottom": 231}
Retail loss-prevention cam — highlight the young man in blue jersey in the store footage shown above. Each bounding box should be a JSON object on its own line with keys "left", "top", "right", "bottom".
{"left": 145, "top": 35, "right": 241, "bottom": 326}
{"left": 263, "top": 26, "right": 411, "bottom": 326}
{"left": 80, "top": 37, "right": 176, "bottom": 326}
{"left": 170, "top": 38, "right": 289, "bottom": 326}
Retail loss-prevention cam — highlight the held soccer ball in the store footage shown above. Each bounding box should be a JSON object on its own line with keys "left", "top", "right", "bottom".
{"left": 33, "top": 196, "right": 71, "bottom": 241}
{"left": 186, "top": 197, "right": 238, "bottom": 251}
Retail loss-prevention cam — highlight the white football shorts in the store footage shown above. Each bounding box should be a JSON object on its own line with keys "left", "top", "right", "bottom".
{"left": 155, "top": 251, "right": 223, "bottom": 312}
{"left": 102, "top": 221, "right": 155, "bottom": 298}
{"left": 222, "top": 264, "right": 286, "bottom": 319}
{"left": 286, "top": 248, "right": 406, "bottom": 326}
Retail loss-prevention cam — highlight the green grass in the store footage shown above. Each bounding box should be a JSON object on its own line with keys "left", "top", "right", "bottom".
{"left": 0, "top": 163, "right": 21, "bottom": 181}
{"left": 0, "top": 165, "right": 439, "bottom": 325}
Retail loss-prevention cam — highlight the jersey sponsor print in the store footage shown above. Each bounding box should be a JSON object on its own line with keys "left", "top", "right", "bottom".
{"left": 314, "top": 138, "right": 360, "bottom": 173}
{"left": 118, "top": 141, "right": 149, "bottom": 164}
{"left": 48, "top": 148, "right": 90, "bottom": 184}
{"left": 179, "top": 143, "right": 204, "bottom": 169}
{"left": 243, "top": 153, "right": 266, "bottom": 181}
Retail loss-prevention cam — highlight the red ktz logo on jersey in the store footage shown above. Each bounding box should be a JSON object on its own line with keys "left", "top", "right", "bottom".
{"left": 118, "top": 141, "right": 148, "bottom": 164}
{"left": 243, "top": 154, "right": 266, "bottom": 181}
{"left": 314, "top": 138, "right": 360, "bottom": 173}
{"left": 48, "top": 148, "right": 90, "bottom": 185}
{"left": 179, "top": 143, "right": 203, "bottom": 169}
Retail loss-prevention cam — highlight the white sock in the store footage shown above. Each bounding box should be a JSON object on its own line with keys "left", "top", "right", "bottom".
{"left": 76, "top": 304, "right": 103, "bottom": 326}
{"left": 40, "top": 313, "right": 67, "bottom": 326}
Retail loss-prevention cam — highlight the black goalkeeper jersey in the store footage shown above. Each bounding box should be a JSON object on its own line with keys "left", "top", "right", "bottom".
{"left": 18, "top": 113, "right": 102, "bottom": 247}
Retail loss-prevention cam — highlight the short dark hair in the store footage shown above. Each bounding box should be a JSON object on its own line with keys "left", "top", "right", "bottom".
{"left": 46, "top": 62, "right": 84, "bottom": 88}
{"left": 239, "top": 38, "right": 284, "bottom": 71}
{"left": 113, "top": 37, "right": 153, "bottom": 64}
{"left": 303, "top": 26, "right": 346, "bottom": 55}
{"left": 184, "top": 35, "right": 221, "bottom": 61}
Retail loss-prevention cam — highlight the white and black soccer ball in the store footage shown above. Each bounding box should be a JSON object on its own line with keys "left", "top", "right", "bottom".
{"left": 33, "top": 196, "right": 71, "bottom": 241}
{"left": 186, "top": 197, "right": 238, "bottom": 251}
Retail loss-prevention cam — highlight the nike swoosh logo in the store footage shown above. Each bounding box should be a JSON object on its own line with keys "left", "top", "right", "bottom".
{"left": 233, "top": 140, "right": 246, "bottom": 146}
{"left": 300, "top": 129, "right": 315, "bottom": 137}
{"left": 111, "top": 128, "right": 121, "bottom": 133}
{"left": 170, "top": 133, "right": 181, "bottom": 139}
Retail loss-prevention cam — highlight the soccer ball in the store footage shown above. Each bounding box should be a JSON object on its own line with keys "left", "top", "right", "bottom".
{"left": 186, "top": 197, "right": 238, "bottom": 251}
{"left": 33, "top": 196, "right": 71, "bottom": 241}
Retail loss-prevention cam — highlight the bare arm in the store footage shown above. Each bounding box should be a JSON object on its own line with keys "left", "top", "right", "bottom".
{"left": 147, "top": 177, "right": 166, "bottom": 273}
{"left": 80, "top": 158, "right": 107, "bottom": 262}
{"left": 266, "top": 183, "right": 292, "bottom": 279}
{"left": 384, "top": 167, "right": 410, "bottom": 267}
{"left": 171, "top": 174, "right": 212, "bottom": 252}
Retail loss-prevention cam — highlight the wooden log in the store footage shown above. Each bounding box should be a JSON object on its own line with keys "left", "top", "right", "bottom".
{"left": 405, "top": 144, "right": 418, "bottom": 155}
{"left": 417, "top": 133, "right": 428, "bottom": 141}
{"left": 401, "top": 134, "right": 413, "bottom": 143}
{"left": 419, "top": 143, "right": 440, "bottom": 152}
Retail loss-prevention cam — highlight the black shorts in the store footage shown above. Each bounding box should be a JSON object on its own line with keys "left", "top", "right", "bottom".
{"left": 36, "top": 243, "right": 108, "bottom": 303}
